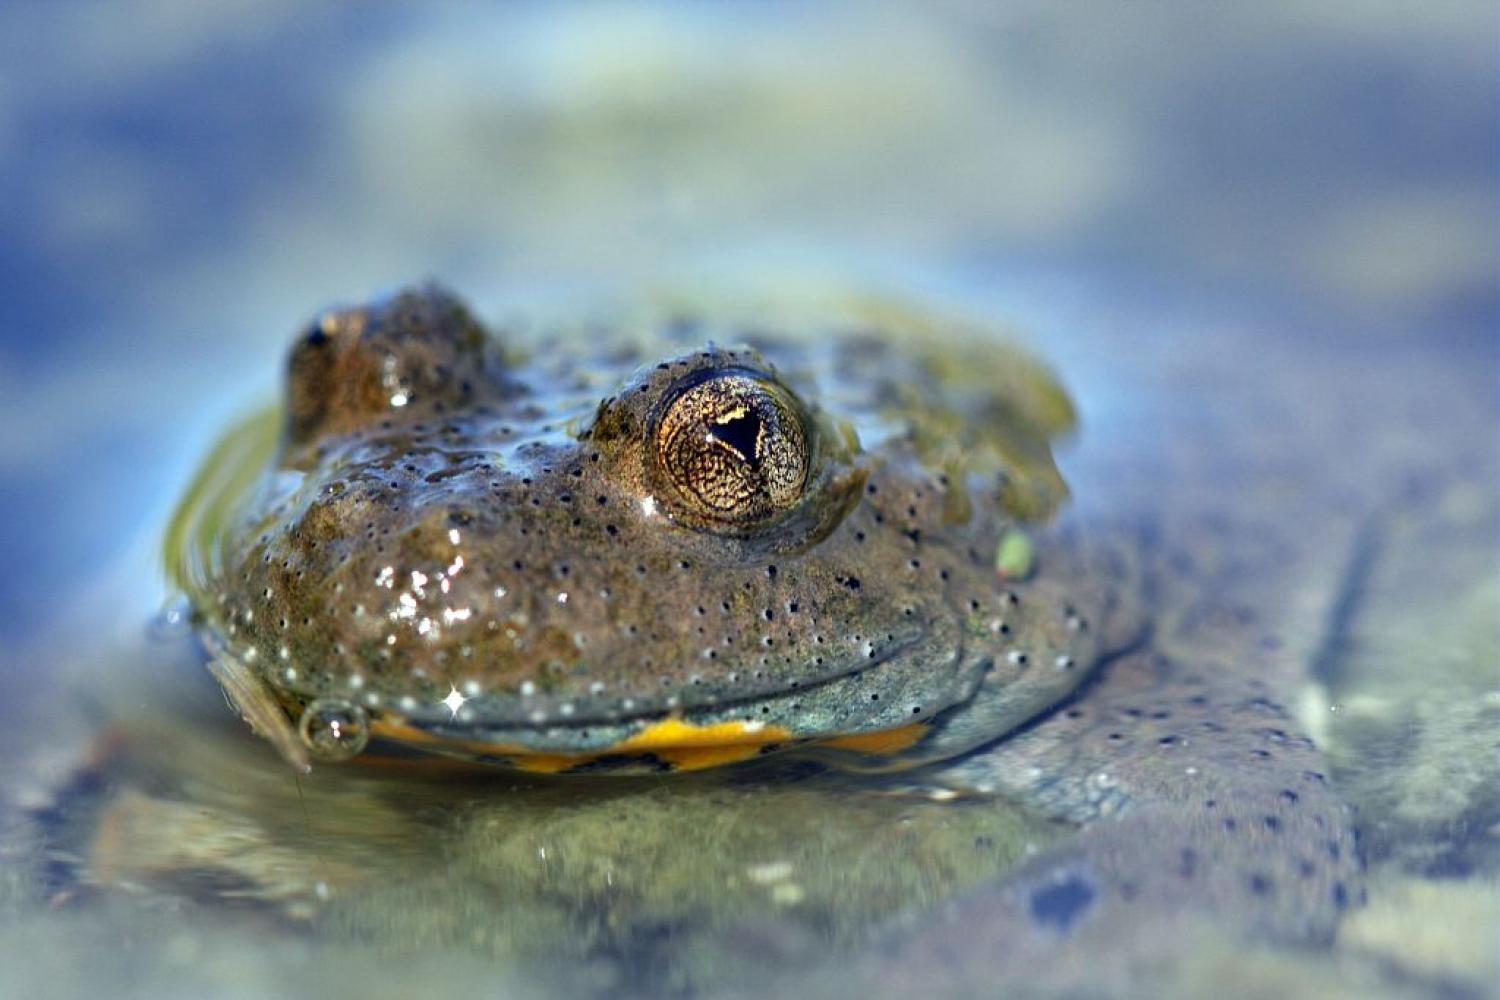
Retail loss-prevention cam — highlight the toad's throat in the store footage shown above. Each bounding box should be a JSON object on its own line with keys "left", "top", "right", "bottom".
{"left": 367, "top": 714, "right": 931, "bottom": 773}
{"left": 355, "top": 625, "right": 966, "bottom": 769}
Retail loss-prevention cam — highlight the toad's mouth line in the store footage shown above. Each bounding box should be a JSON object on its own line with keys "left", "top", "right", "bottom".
{"left": 362, "top": 624, "right": 965, "bottom": 766}
{"left": 396, "top": 625, "right": 929, "bottom": 728}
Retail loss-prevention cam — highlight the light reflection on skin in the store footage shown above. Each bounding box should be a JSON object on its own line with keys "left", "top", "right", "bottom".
{"left": 441, "top": 685, "right": 467, "bottom": 717}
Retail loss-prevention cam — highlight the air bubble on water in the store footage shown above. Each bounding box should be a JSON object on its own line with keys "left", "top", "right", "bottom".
{"left": 148, "top": 596, "right": 195, "bottom": 641}
{"left": 297, "top": 698, "right": 371, "bottom": 761}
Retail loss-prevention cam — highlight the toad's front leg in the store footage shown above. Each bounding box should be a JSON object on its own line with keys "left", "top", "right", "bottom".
{"left": 868, "top": 646, "right": 1362, "bottom": 993}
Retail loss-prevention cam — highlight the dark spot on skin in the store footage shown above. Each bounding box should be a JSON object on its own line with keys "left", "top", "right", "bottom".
{"left": 1263, "top": 816, "right": 1282, "bottom": 832}
{"left": 1248, "top": 874, "right": 1273, "bottom": 896}
{"left": 1280, "top": 789, "right": 1300, "bottom": 804}
{"left": 1333, "top": 882, "right": 1349, "bottom": 909}
{"left": 1028, "top": 874, "right": 1097, "bottom": 932}
{"left": 1246, "top": 696, "right": 1286, "bottom": 717}
{"left": 1178, "top": 848, "right": 1197, "bottom": 879}
{"left": 201, "top": 289, "right": 1126, "bottom": 788}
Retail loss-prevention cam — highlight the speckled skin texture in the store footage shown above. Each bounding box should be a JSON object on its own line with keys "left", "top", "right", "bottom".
{"left": 870, "top": 616, "right": 1363, "bottom": 994}
{"left": 176, "top": 285, "right": 1123, "bottom": 769}
{"left": 149, "top": 286, "right": 1370, "bottom": 994}
{"left": 824, "top": 338, "right": 1391, "bottom": 996}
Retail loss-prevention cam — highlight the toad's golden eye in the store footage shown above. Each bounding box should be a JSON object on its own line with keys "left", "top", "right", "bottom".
{"left": 653, "top": 371, "right": 811, "bottom": 529}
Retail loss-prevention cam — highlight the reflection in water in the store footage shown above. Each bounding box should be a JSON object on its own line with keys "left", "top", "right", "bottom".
{"left": 60, "top": 633, "right": 1060, "bottom": 995}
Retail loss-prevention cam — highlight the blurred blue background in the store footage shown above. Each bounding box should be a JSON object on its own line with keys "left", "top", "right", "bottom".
{"left": 0, "top": 2, "right": 1495, "bottom": 638}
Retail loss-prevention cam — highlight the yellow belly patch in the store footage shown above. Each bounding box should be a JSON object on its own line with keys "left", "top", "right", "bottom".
{"left": 818, "top": 722, "right": 928, "bottom": 755}
{"left": 610, "top": 718, "right": 792, "bottom": 752}
{"left": 370, "top": 718, "right": 526, "bottom": 756}
{"left": 369, "top": 715, "right": 795, "bottom": 773}
{"left": 600, "top": 718, "right": 796, "bottom": 771}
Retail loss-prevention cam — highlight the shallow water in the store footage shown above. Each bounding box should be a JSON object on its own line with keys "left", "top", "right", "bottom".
{"left": 1, "top": 4, "right": 1496, "bottom": 998}
{"left": 4, "top": 307, "right": 1493, "bottom": 1000}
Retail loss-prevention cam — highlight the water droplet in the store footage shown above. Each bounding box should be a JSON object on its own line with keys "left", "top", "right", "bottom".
{"left": 147, "top": 596, "right": 194, "bottom": 641}
{"left": 297, "top": 698, "right": 370, "bottom": 761}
